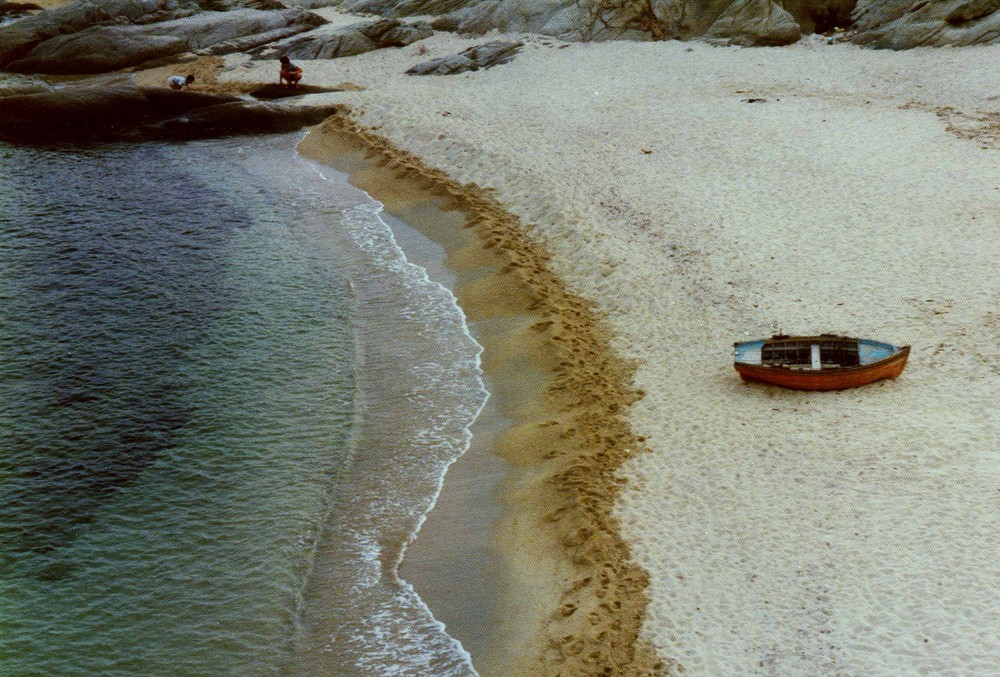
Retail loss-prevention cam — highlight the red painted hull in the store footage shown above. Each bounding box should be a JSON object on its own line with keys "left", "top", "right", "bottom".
{"left": 735, "top": 346, "right": 910, "bottom": 391}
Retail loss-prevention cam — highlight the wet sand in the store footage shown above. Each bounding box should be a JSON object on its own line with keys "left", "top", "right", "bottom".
{"left": 235, "top": 20, "right": 1000, "bottom": 674}
{"left": 299, "top": 120, "right": 663, "bottom": 675}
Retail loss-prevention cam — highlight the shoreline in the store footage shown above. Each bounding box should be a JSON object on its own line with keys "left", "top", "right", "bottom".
{"left": 374, "top": 199, "right": 516, "bottom": 666}
{"left": 298, "top": 113, "right": 666, "bottom": 675}
{"left": 18, "top": 15, "right": 995, "bottom": 671}
{"left": 278, "top": 131, "right": 488, "bottom": 675}
{"left": 278, "top": 31, "right": 999, "bottom": 671}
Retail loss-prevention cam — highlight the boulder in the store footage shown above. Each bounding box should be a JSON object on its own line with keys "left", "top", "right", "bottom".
{"left": 193, "top": 22, "right": 314, "bottom": 56}
{"left": 850, "top": 0, "right": 911, "bottom": 32}
{"left": 0, "top": 0, "right": 320, "bottom": 70}
{"left": 38, "top": 0, "right": 978, "bottom": 49}
{"left": 337, "top": 0, "right": 709, "bottom": 40}
{"left": 406, "top": 39, "right": 522, "bottom": 74}
{"left": 0, "top": 73, "right": 340, "bottom": 142}
{"left": 198, "top": 0, "right": 285, "bottom": 9}
{"left": 10, "top": 32, "right": 192, "bottom": 72}
{"left": 0, "top": 2, "right": 42, "bottom": 14}
{"left": 151, "top": 99, "right": 343, "bottom": 138}
{"left": 848, "top": 0, "right": 1000, "bottom": 47}
{"left": 327, "top": 0, "right": 1000, "bottom": 46}
{"left": 479, "top": 2, "right": 584, "bottom": 36}
{"left": 251, "top": 18, "right": 432, "bottom": 60}
{"left": 0, "top": 72, "right": 51, "bottom": 96}
{"left": 340, "top": 0, "right": 469, "bottom": 13}
{"left": 324, "top": 0, "right": 1000, "bottom": 49}
{"left": 395, "top": 0, "right": 625, "bottom": 40}
{"left": 947, "top": 0, "right": 1000, "bottom": 23}
{"left": 776, "top": 0, "right": 856, "bottom": 33}
{"left": 341, "top": 0, "right": 706, "bottom": 39}
{"left": 0, "top": 0, "right": 188, "bottom": 68}
{"left": 289, "top": 0, "right": 1000, "bottom": 47}
{"left": 5, "top": 8, "right": 326, "bottom": 73}
{"left": 0, "top": 75, "right": 239, "bottom": 139}
{"left": 705, "top": 0, "right": 802, "bottom": 45}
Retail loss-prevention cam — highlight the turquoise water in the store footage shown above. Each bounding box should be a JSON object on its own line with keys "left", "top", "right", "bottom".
{"left": 0, "top": 136, "right": 484, "bottom": 675}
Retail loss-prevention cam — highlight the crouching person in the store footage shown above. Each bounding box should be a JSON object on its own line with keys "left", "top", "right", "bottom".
{"left": 279, "top": 56, "right": 302, "bottom": 88}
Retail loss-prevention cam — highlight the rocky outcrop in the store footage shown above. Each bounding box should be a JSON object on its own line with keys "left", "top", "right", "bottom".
{"left": 947, "top": 0, "right": 1000, "bottom": 23}
{"left": 4, "top": 8, "right": 326, "bottom": 73}
{"left": 705, "top": 0, "right": 802, "bottom": 45}
{"left": 331, "top": 0, "right": 999, "bottom": 46}
{"left": 0, "top": 74, "right": 234, "bottom": 138}
{"left": 151, "top": 98, "right": 342, "bottom": 138}
{"left": 252, "top": 17, "right": 432, "bottom": 60}
{"left": 0, "top": 0, "right": 177, "bottom": 67}
{"left": 435, "top": 0, "right": 594, "bottom": 37}
{"left": 787, "top": 0, "right": 856, "bottom": 32}
{"left": 405, "top": 39, "right": 522, "bottom": 74}
{"left": 0, "top": 2, "right": 42, "bottom": 15}
{"left": 0, "top": 72, "right": 51, "bottom": 95}
{"left": 0, "top": 0, "right": 318, "bottom": 70}
{"left": 342, "top": 0, "right": 802, "bottom": 41}
{"left": 1, "top": 0, "right": 992, "bottom": 85}
{"left": 847, "top": 0, "right": 1000, "bottom": 47}
{"left": 357, "top": 0, "right": 602, "bottom": 38}
{"left": 0, "top": 74, "right": 341, "bottom": 142}
{"left": 338, "top": 0, "right": 758, "bottom": 40}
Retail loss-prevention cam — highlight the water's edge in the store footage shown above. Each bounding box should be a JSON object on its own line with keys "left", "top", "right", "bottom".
{"left": 284, "top": 139, "right": 488, "bottom": 676}
{"left": 0, "top": 134, "right": 488, "bottom": 676}
{"left": 297, "top": 118, "right": 663, "bottom": 676}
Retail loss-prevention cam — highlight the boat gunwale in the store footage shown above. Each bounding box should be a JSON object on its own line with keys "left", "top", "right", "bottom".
{"left": 734, "top": 345, "right": 910, "bottom": 377}
{"left": 733, "top": 335, "right": 910, "bottom": 376}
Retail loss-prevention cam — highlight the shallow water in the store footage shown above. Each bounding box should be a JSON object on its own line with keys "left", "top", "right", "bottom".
{"left": 0, "top": 135, "right": 484, "bottom": 675}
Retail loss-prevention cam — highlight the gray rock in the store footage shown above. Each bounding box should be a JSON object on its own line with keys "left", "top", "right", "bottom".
{"left": 342, "top": 0, "right": 679, "bottom": 39}
{"left": 0, "top": 0, "right": 306, "bottom": 69}
{"left": 341, "top": 0, "right": 468, "bottom": 13}
{"left": 651, "top": 0, "right": 751, "bottom": 36}
{"left": 31, "top": 0, "right": 966, "bottom": 50}
{"left": 705, "top": 0, "right": 801, "bottom": 46}
{"left": 252, "top": 17, "right": 432, "bottom": 60}
{"left": 153, "top": 99, "right": 342, "bottom": 138}
{"left": 0, "top": 73, "right": 341, "bottom": 142}
{"left": 0, "top": 71, "right": 51, "bottom": 96}
{"left": 850, "top": 0, "right": 912, "bottom": 32}
{"left": 0, "top": 0, "right": 186, "bottom": 67}
{"left": 198, "top": 0, "right": 285, "bottom": 9}
{"left": 296, "top": 0, "right": 999, "bottom": 47}
{"left": 0, "top": 2, "right": 42, "bottom": 14}
{"left": 0, "top": 74, "right": 235, "bottom": 139}
{"left": 12, "top": 32, "right": 192, "bottom": 72}
{"left": 194, "top": 22, "right": 314, "bottom": 55}
{"left": 406, "top": 39, "right": 522, "bottom": 74}
{"left": 947, "top": 0, "right": 1000, "bottom": 24}
{"left": 374, "top": 17, "right": 434, "bottom": 44}
{"left": 5, "top": 8, "right": 326, "bottom": 73}
{"left": 777, "top": 0, "right": 855, "bottom": 33}
{"left": 338, "top": 0, "right": 706, "bottom": 40}
{"left": 848, "top": 0, "right": 1000, "bottom": 47}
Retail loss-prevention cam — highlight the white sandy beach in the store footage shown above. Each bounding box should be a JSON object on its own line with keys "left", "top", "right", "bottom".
{"left": 227, "top": 20, "right": 1000, "bottom": 674}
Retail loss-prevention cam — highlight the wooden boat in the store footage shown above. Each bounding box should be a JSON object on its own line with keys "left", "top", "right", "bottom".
{"left": 733, "top": 334, "right": 910, "bottom": 391}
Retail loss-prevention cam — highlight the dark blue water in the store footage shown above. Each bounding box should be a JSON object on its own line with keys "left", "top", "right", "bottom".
{"left": 2, "top": 146, "right": 251, "bottom": 558}
{"left": 0, "top": 136, "right": 484, "bottom": 675}
{"left": 0, "top": 138, "right": 358, "bottom": 674}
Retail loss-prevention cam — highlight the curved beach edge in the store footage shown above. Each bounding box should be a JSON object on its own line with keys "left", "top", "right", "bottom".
{"left": 299, "top": 110, "right": 676, "bottom": 677}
